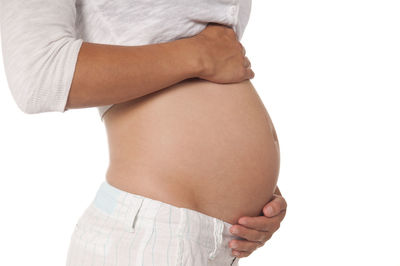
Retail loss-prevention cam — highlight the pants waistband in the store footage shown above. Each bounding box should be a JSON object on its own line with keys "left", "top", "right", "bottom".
{"left": 91, "top": 180, "right": 242, "bottom": 261}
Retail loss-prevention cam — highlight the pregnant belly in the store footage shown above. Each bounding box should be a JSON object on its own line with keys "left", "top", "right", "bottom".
{"left": 103, "top": 78, "right": 280, "bottom": 225}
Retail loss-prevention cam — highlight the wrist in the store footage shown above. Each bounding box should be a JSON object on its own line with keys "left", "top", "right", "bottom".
{"left": 178, "top": 36, "right": 207, "bottom": 79}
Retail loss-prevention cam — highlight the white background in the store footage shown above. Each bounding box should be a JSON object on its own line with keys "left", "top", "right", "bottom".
{"left": 1, "top": 1, "right": 399, "bottom": 265}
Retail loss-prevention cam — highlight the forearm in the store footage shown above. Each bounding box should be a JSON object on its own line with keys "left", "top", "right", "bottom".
{"left": 65, "top": 38, "right": 202, "bottom": 110}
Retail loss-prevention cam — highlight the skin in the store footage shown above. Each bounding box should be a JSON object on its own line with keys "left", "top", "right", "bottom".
{"left": 104, "top": 76, "right": 280, "bottom": 225}
{"left": 229, "top": 187, "right": 287, "bottom": 258}
{"left": 66, "top": 23, "right": 287, "bottom": 258}
{"left": 66, "top": 24, "right": 254, "bottom": 110}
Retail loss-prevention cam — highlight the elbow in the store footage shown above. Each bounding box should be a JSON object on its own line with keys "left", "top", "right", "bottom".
{"left": 13, "top": 96, "right": 38, "bottom": 115}
{"left": 12, "top": 95, "right": 54, "bottom": 115}
{"left": 0, "top": 0, "right": 83, "bottom": 115}
{"left": 2, "top": 37, "right": 83, "bottom": 115}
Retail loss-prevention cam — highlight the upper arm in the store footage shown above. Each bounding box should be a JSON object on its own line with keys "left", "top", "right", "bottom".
{"left": 0, "top": 0, "right": 83, "bottom": 114}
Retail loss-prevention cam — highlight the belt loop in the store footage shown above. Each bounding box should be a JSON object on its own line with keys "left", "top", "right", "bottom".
{"left": 176, "top": 208, "right": 188, "bottom": 266}
{"left": 208, "top": 218, "right": 223, "bottom": 260}
{"left": 125, "top": 196, "right": 144, "bottom": 233}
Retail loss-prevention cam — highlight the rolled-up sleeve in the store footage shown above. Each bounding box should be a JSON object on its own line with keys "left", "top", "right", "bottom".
{"left": 0, "top": 0, "right": 83, "bottom": 114}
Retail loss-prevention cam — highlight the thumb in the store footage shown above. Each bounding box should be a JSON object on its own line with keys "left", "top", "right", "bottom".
{"left": 263, "top": 204, "right": 275, "bottom": 217}
{"left": 263, "top": 194, "right": 286, "bottom": 217}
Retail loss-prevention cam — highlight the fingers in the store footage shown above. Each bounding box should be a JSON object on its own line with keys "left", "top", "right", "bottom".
{"left": 230, "top": 224, "right": 272, "bottom": 242}
{"left": 239, "top": 42, "right": 254, "bottom": 79}
{"left": 243, "top": 54, "right": 254, "bottom": 79}
{"left": 229, "top": 239, "right": 264, "bottom": 258}
{"left": 244, "top": 56, "right": 251, "bottom": 68}
{"left": 229, "top": 227, "right": 272, "bottom": 258}
{"left": 235, "top": 217, "right": 268, "bottom": 232}
{"left": 247, "top": 68, "right": 255, "bottom": 79}
{"left": 230, "top": 239, "right": 262, "bottom": 252}
{"left": 236, "top": 211, "right": 285, "bottom": 232}
{"left": 232, "top": 249, "right": 252, "bottom": 258}
{"left": 227, "top": 195, "right": 287, "bottom": 258}
{"left": 239, "top": 42, "right": 246, "bottom": 56}
{"left": 244, "top": 58, "right": 254, "bottom": 79}
{"left": 263, "top": 194, "right": 287, "bottom": 217}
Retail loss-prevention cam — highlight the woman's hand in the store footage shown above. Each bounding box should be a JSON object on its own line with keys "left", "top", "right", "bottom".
{"left": 191, "top": 22, "right": 254, "bottom": 84}
{"left": 228, "top": 191, "right": 287, "bottom": 258}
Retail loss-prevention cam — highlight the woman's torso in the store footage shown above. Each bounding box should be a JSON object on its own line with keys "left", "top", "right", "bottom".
{"left": 75, "top": 0, "right": 280, "bottom": 225}
{"left": 103, "top": 78, "right": 280, "bottom": 225}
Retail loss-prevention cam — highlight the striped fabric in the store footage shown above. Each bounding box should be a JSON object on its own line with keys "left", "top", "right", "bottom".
{"left": 1, "top": 0, "right": 251, "bottom": 120}
{"left": 65, "top": 181, "right": 242, "bottom": 265}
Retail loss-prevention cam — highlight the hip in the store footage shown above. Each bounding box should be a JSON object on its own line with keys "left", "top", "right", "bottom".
{"left": 66, "top": 181, "right": 241, "bottom": 266}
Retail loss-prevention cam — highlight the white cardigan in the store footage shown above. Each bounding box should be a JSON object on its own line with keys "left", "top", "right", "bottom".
{"left": 0, "top": 0, "right": 252, "bottom": 121}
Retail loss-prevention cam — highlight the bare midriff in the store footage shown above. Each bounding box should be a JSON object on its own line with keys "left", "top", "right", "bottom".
{"left": 103, "top": 78, "right": 280, "bottom": 225}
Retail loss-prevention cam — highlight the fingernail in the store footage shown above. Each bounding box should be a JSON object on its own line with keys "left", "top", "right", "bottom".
{"left": 231, "top": 227, "right": 239, "bottom": 234}
{"left": 266, "top": 206, "right": 273, "bottom": 216}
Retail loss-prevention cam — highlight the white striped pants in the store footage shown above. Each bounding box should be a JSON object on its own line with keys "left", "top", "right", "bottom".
{"left": 65, "top": 180, "right": 242, "bottom": 265}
